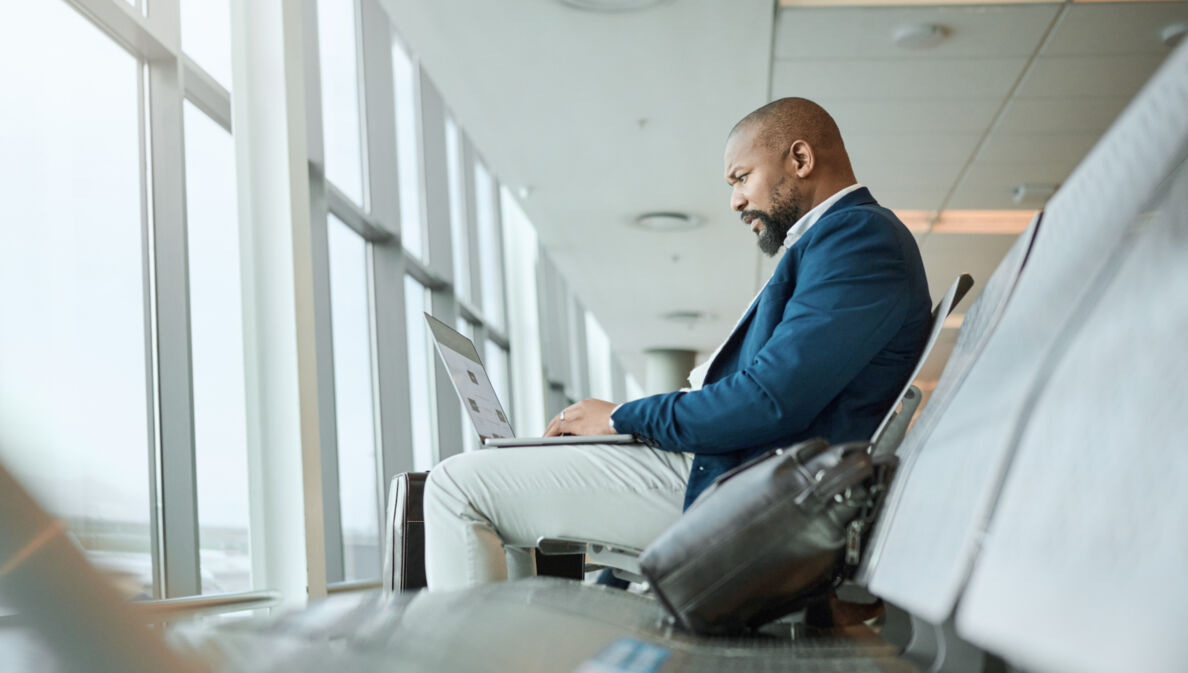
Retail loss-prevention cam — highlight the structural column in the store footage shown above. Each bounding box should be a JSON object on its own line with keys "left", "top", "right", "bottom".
{"left": 644, "top": 349, "right": 698, "bottom": 396}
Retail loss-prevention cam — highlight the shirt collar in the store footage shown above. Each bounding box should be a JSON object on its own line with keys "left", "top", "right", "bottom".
{"left": 782, "top": 183, "right": 863, "bottom": 249}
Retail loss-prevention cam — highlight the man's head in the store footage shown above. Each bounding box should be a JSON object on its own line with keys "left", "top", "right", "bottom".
{"left": 724, "top": 98, "right": 856, "bottom": 256}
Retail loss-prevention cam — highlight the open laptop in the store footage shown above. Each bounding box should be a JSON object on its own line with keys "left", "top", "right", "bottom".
{"left": 424, "top": 313, "right": 636, "bottom": 448}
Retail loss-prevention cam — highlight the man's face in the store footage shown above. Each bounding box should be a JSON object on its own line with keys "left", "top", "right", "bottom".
{"left": 723, "top": 127, "right": 805, "bottom": 256}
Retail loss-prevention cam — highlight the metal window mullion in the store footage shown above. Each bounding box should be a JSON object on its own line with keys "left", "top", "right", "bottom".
{"left": 460, "top": 136, "right": 484, "bottom": 308}
{"left": 359, "top": 0, "right": 416, "bottom": 496}
{"left": 181, "top": 56, "right": 232, "bottom": 132}
{"left": 230, "top": 0, "right": 328, "bottom": 606}
{"left": 67, "top": 0, "right": 174, "bottom": 61}
{"left": 147, "top": 51, "right": 201, "bottom": 598}
{"left": 418, "top": 74, "right": 463, "bottom": 463}
{"left": 325, "top": 181, "right": 393, "bottom": 243}
{"left": 301, "top": 0, "right": 346, "bottom": 586}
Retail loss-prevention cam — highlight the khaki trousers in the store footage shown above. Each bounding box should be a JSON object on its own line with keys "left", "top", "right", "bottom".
{"left": 423, "top": 442, "right": 694, "bottom": 591}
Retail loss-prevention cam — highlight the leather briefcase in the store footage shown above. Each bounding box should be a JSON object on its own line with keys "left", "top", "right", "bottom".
{"left": 638, "top": 438, "right": 887, "bottom": 635}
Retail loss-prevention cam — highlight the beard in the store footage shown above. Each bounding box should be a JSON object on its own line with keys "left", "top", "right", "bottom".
{"left": 742, "top": 182, "right": 803, "bottom": 257}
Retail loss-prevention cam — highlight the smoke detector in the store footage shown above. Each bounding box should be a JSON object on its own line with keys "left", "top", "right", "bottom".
{"left": 892, "top": 23, "right": 950, "bottom": 50}
{"left": 1011, "top": 183, "right": 1059, "bottom": 206}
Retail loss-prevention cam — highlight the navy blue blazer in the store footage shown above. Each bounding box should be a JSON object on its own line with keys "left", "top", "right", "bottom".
{"left": 611, "top": 188, "right": 931, "bottom": 509}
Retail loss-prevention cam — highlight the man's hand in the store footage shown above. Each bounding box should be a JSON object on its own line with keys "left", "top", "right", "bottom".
{"left": 543, "top": 399, "right": 618, "bottom": 438}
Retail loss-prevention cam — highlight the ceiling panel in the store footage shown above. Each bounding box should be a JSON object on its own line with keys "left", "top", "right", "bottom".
{"left": 847, "top": 132, "right": 983, "bottom": 166}
{"left": 822, "top": 98, "right": 1003, "bottom": 134}
{"left": 1042, "top": 2, "right": 1188, "bottom": 56}
{"left": 946, "top": 161, "right": 1073, "bottom": 209}
{"left": 992, "top": 95, "right": 1131, "bottom": 134}
{"left": 973, "top": 131, "right": 1100, "bottom": 165}
{"left": 771, "top": 57, "right": 1028, "bottom": 100}
{"left": 774, "top": 3, "right": 1061, "bottom": 61}
{"left": 1015, "top": 53, "right": 1168, "bottom": 98}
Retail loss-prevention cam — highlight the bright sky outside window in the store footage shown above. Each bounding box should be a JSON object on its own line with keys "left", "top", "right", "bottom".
{"left": 184, "top": 101, "right": 252, "bottom": 595}
{"left": 327, "top": 215, "right": 381, "bottom": 580}
{"left": 0, "top": 0, "right": 152, "bottom": 598}
{"left": 446, "top": 117, "right": 471, "bottom": 303}
{"left": 484, "top": 341, "right": 512, "bottom": 421}
{"left": 474, "top": 160, "right": 504, "bottom": 328}
{"left": 392, "top": 36, "right": 425, "bottom": 260}
{"left": 404, "top": 277, "right": 436, "bottom": 469}
{"left": 180, "top": 0, "right": 233, "bottom": 91}
{"left": 317, "top": 0, "right": 366, "bottom": 207}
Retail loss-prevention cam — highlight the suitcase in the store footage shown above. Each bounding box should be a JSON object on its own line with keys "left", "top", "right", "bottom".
{"left": 383, "top": 471, "right": 585, "bottom": 593}
{"left": 638, "top": 439, "right": 889, "bottom": 635}
{"left": 384, "top": 471, "right": 429, "bottom": 592}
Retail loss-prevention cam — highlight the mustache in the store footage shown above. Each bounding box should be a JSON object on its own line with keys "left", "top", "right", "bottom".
{"left": 740, "top": 210, "right": 769, "bottom": 225}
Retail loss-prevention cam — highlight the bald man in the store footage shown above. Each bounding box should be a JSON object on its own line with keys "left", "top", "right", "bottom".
{"left": 423, "top": 98, "right": 931, "bottom": 591}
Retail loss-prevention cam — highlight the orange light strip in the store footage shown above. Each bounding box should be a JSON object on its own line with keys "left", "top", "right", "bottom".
{"left": 779, "top": 0, "right": 1178, "bottom": 6}
{"left": 896, "top": 209, "right": 1037, "bottom": 235}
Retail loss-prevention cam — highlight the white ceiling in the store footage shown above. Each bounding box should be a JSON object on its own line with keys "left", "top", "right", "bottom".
{"left": 379, "top": 0, "right": 1187, "bottom": 386}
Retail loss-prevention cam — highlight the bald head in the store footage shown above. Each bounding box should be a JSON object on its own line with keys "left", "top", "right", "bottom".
{"left": 728, "top": 97, "right": 855, "bottom": 184}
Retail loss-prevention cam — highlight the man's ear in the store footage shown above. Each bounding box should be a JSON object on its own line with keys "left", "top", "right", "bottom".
{"left": 788, "top": 139, "right": 814, "bottom": 179}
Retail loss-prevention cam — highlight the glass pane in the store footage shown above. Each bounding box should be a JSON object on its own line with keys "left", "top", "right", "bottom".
{"left": 404, "top": 277, "right": 436, "bottom": 469}
{"left": 484, "top": 341, "right": 511, "bottom": 423}
{"left": 317, "top": 0, "right": 365, "bottom": 206}
{"left": 455, "top": 319, "right": 478, "bottom": 454}
{"left": 585, "top": 313, "right": 613, "bottom": 401}
{"left": 392, "top": 37, "right": 425, "bottom": 260}
{"left": 327, "top": 215, "right": 380, "bottom": 580}
{"left": 474, "top": 160, "right": 504, "bottom": 327}
{"left": 180, "top": 0, "right": 232, "bottom": 91}
{"left": 446, "top": 118, "right": 470, "bottom": 303}
{"left": 184, "top": 102, "right": 251, "bottom": 594}
{"left": 0, "top": 1, "right": 151, "bottom": 598}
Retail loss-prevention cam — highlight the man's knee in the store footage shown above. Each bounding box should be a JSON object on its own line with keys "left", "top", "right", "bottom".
{"left": 424, "top": 452, "right": 482, "bottom": 517}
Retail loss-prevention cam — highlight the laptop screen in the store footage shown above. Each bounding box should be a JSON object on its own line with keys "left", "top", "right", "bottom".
{"left": 424, "top": 313, "right": 515, "bottom": 442}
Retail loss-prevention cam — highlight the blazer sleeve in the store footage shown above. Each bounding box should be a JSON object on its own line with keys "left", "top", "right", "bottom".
{"left": 611, "top": 211, "right": 912, "bottom": 454}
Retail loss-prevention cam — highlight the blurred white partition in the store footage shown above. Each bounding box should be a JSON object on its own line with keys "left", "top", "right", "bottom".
{"left": 956, "top": 155, "right": 1188, "bottom": 673}
{"left": 859, "top": 213, "right": 1038, "bottom": 583}
{"left": 864, "top": 41, "right": 1188, "bottom": 624}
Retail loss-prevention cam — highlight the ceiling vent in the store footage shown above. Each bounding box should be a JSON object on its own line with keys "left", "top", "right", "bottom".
{"left": 558, "top": 0, "right": 672, "bottom": 12}
{"left": 634, "top": 212, "right": 702, "bottom": 232}
{"left": 1011, "top": 183, "right": 1059, "bottom": 206}
{"left": 892, "top": 23, "right": 950, "bottom": 50}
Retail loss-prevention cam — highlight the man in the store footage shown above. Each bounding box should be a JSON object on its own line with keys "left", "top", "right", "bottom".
{"left": 423, "top": 98, "right": 931, "bottom": 591}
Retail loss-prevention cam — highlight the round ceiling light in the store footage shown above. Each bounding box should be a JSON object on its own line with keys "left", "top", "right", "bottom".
{"left": 661, "top": 310, "right": 711, "bottom": 327}
{"left": 891, "top": 23, "right": 950, "bottom": 50}
{"left": 557, "top": 0, "right": 672, "bottom": 12}
{"left": 634, "top": 212, "right": 702, "bottom": 232}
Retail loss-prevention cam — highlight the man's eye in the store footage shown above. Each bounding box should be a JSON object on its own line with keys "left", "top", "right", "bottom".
{"left": 738, "top": 174, "right": 748, "bottom": 183}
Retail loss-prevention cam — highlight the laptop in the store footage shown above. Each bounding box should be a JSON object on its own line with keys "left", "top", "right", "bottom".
{"left": 424, "top": 313, "right": 636, "bottom": 448}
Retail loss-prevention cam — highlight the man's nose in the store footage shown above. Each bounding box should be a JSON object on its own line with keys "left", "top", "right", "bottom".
{"left": 731, "top": 189, "right": 746, "bottom": 212}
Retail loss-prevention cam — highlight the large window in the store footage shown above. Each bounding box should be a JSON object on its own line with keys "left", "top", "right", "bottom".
{"left": 180, "top": 0, "right": 233, "bottom": 90}
{"left": 184, "top": 102, "right": 252, "bottom": 595}
{"left": 393, "top": 37, "right": 425, "bottom": 260}
{"left": 326, "top": 215, "right": 381, "bottom": 580}
{"left": 317, "top": 0, "right": 366, "bottom": 207}
{"left": 404, "top": 277, "right": 436, "bottom": 470}
{"left": 0, "top": 0, "right": 152, "bottom": 597}
{"left": 474, "top": 160, "right": 505, "bottom": 327}
{"left": 446, "top": 117, "right": 471, "bottom": 304}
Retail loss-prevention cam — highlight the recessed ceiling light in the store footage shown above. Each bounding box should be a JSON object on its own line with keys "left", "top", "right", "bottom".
{"left": 634, "top": 212, "right": 701, "bottom": 232}
{"left": 661, "top": 310, "right": 710, "bottom": 326}
{"left": 891, "top": 23, "right": 949, "bottom": 50}
{"left": 1161, "top": 21, "right": 1187, "bottom": 49}
{"left": 557, "top": 0, "right": 672, "bottom": 12}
